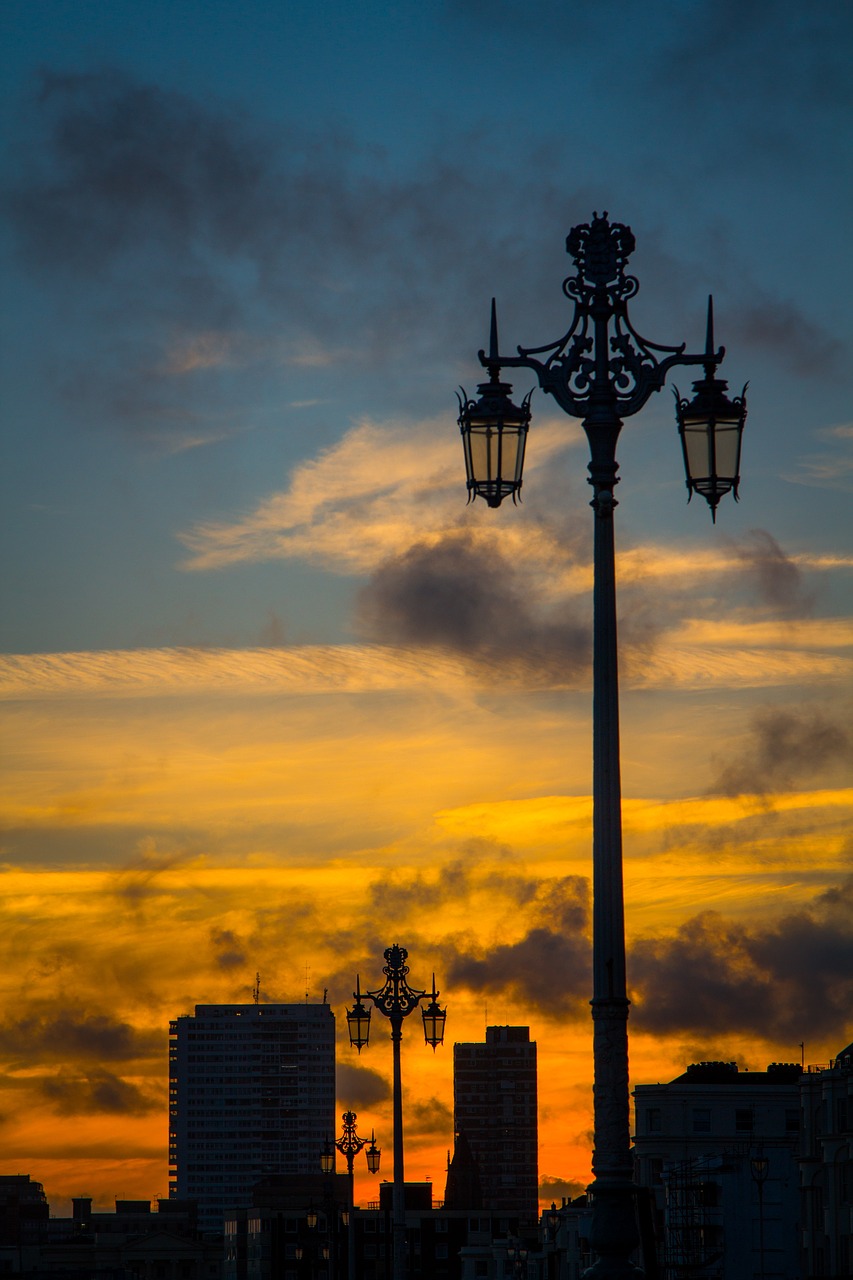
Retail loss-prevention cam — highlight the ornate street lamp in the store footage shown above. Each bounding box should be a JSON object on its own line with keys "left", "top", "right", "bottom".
{"left": 458, "top": 212, "right": 747, "bottom": 1279}
{"left": 347, "top": 945, "right": 446, "bottom": 1280}
{"left": 334, "top": 1110, "right": 382, "bottom": 1280}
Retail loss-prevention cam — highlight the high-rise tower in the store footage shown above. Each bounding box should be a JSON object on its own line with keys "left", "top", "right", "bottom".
{"left": 453, "top": 1026, "right": 539, "bottom": 1228}
{"left": 169, "top": 1002, "right": 335, "bottom": 1232}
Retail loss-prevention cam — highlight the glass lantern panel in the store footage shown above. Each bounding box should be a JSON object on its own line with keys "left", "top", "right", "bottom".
{"left": 681, "top": 420, "right": 713, "bottom": 480}
{"left": 713, "top": 420, "right": 742, "bottom": 478}
{"left": 469, "top": 424, "right": 498, "bottom": 483}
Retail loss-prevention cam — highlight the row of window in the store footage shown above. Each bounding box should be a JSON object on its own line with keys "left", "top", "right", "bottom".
{"left": 644, "top": 1106, "right": 800, "bottom": 1134}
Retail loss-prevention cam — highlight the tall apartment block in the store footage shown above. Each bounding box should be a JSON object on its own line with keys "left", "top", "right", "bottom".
{"left": 169, "top": 1002, "right": 336, "bottom": 1232}
{"left": 453, "top": 1026, "right": 539, "bottom": 1228}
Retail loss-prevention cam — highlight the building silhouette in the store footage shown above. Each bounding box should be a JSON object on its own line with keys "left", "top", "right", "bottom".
{"left": 169, "top": 1002, "right": 335, "bottom": 1232}
{"left": 453, "top": 1026, "right": 539, "bottom": 1229}
{"left": 633, "top": 1059, "right": 803, "bottom": 1279}
{"left": 799, "top": 1038, "right": 853, "bottom": 1277}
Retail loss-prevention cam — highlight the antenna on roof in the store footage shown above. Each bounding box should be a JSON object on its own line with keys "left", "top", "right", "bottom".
{"left": 253, "top": 972, "right": 260, "bottom": 1005}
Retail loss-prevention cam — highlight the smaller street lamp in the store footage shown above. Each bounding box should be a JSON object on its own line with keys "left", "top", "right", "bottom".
{"left": 508, "top": 1239, "right": 529, "bottom": 1279}
{"left": 545, "top": 1203, "right": 561, "bottom": 1280}
{"left": 347, "top": 945, "right": 446, "bottom": 1280}
{"left": 334, "top": 1110, "right": 382, "bottom": 1280}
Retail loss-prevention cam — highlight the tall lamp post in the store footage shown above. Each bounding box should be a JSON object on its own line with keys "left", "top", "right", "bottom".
{"left": 330, "top": 1111, "right": 381, "bottom": 1280}
{"left": 457, "top": 213, "right": 747, "bottom": 1279}
{"left": 347, "top": 945, "right": 447, "bottom": 1280}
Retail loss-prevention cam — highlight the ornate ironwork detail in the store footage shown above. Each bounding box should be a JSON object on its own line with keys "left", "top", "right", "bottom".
{"left": 483, "top": 212, "right": 722, "bottom": 427}
{"left": 566, "top": 211, "right": 636, "bottom": 288}
{"left": 361, "top": 944, "right": 427, "bottom": 1021}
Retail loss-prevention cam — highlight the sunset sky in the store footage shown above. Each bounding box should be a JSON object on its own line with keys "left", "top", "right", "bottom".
{"left": 1, "top": 0, "right": 852, "bottom": 1217}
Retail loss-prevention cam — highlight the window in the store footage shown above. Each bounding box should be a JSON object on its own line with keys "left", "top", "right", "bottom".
{"left": 646, "top": 1108, "right": 661, "bottom": 1134}
{"left": 692, "top": 1108, "right": 711, "bottom": 1134}
{"left": 735, "top": 1109, "right": 754, "bottom": 1133}
{"left": 785, "top": 1108, "right": 800, "bottom": 1132}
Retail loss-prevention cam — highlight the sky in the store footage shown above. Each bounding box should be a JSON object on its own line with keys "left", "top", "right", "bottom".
{"left": 1, "top": 0, "right": 852, "bottom": 1217}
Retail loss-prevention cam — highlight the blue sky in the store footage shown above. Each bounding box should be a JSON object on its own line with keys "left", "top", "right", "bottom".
{"left": 2, "top": 0, "right": 851, "bottom": 652}
{"left": 0, "top": 0, "right": 852, "bottom": 1212}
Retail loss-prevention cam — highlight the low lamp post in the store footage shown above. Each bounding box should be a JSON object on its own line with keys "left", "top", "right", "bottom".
{"left": 546, "top": 1202, "right": 561, "bottom": 1280}
{"left": 508, "top": 1239, "right": 529, "bottom": 1279}
{"left": 347, "top": 944, "right": 446, "bottom": 1280}
{"left": 457, "top": 212, "right": 746, "bottom": 1279}
{"left": 331, "top": 1111, "right": 381, "bottom": 1280}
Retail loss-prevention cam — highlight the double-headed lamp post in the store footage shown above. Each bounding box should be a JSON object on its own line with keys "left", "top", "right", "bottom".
{"left": 327, "top": 1111, "right": 381, "bottom": 1280}
{"left": 347, "top": 945, "right": 447, "bottom": 1280}
{"left": 457, "top": 212, "right": 747, "bottom": 1279}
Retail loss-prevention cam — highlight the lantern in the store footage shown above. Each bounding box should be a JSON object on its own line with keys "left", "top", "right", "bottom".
{"left": 675, "top": 298, "right": 747, "bottom": 521}
{"left": 458, "top": 300, "right": 532, "bottom": 507}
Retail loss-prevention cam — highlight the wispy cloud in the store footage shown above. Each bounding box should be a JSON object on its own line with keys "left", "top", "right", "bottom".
{"left": 785, "top": 421, "right": 853, "bottom": 492}
{"left": 177, "top": 415, "right": 579, "bottom": 574}
{"left": 708, "top": 704, "right": 853, "bottom": 799}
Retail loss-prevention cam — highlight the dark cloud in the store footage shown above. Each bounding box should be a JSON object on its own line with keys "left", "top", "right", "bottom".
{"left": 335, "top": 1063, "right": 391, "bottom": 1109}
{"left": 0, "top": 1010, "right": 160, "bottom": 1064}
{"left": 363, "top": 857, "right": 540, "bottom": 921}
{"left": 709, "top": 705, "right": 851, "bottom": 798}
{"left": 630, "top": 879, "right": 853, "bottom": 1043}
{"left": 355, "top": 533, "right": 589, "bottom": 683}
{"left": 406, "top": 1095, "right": 454, "bottom": 1141}
{"left": 444, "top": 877, "right": 591, "bottom": 1018}
{"left": 729, "top": 300, "right": 845, "bottom": 380}
{"left": 112, "top": 849, "right": 190, "bottom": 907}
{"left": 1, "top": 69, "right": 578, "bottom": 437}
{"left": 656, "top": 0, "right": 852, "bottom": 115}
{"left": 39, "top": 1069, "right": 158, "bottom": 1116}
{"left": 210, "top": 927, "right": 247, "bottom": 971}
{"left": 732, "top": 529, "right": 815, "bottom": 617}
{"left": 5, "top": 70, "right": 275, "bottom": 284}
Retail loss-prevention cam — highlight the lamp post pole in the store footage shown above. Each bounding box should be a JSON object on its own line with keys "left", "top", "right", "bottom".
{"left": 347, "top": 945, "right": 447, "bottom": 1280}
{"left": 457, "top": 213, "right": 746, "bottom": 1279}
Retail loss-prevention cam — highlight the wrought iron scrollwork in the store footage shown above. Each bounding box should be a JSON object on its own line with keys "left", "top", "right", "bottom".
{"left": 489, "top": 211, "right": 719, "bottom": 423}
